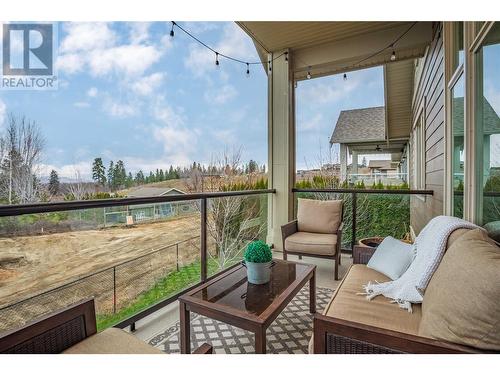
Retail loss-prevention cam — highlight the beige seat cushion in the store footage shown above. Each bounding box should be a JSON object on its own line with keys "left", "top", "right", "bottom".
{"left": 285, "top": 232, "right": 337, "bottom": 256}
{"left": 308, "top": 264, "right": 422, "bottom": 353}
{"left": 419, "top": 228, "right": 500, "bottom": 351}
{"left": 323, "top": 265, "right": 422, "bottom": 334}
{"left": 63, "top": 328, "right": 164, "bottom": 354}
{"left": 446, "top": 228, "right": 470, "bottom": 249}
{"left": 297, "top": 198, "right": 342, "bottom": 234}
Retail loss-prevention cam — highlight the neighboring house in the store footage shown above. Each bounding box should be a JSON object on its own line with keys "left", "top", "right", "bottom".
{"left": 367, "top": 160, "right": 399, "bottom": 176}
{"left": 330, "top": 106, "right": 407, "bottom": 182}
{"left": 104, "top": 187, "right": 196, "bottom": 226}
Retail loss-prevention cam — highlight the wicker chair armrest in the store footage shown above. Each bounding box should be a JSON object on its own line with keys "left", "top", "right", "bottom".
{"left": 193, "top": 343, "right": 213, "bottom": 354}
{"left": 352, "top": 245, "right": 376, "bottom": 265}
{"left": 313, "top": 314, "right": 482, "bottom": 354}
{"left": 281, "top": 220, "right": 298, "bottom": 241}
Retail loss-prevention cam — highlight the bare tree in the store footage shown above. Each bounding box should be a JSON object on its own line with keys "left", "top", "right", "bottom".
{"left": 0, "top": 114, "right": 45, "bottom": 204}
{"left": 67, "top": 170, "right": 91, "bottom": 200}
{"left": 185, "top": 147, "right": 267, "bottom": 270}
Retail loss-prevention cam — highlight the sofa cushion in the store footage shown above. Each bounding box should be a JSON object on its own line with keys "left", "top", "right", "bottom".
{"left": 419, "top": 228, "right": 500, "bottom": 351}
{"left": 323, "top": 265, "right": 422, "bottom": 334}
{"left": 308, "top": 264, "right": 422, "bottom": 353}
{"left": 62, "top": 328, "right": 164, "bottom": 354}
{"left": 367, "top": 236, "right": 415, "bottom": 280}
{"left": 297, "top": 198, "right": 342, "bottom": 234}
{"left": 285, "top": 232, "right": 337, "bottom": 256}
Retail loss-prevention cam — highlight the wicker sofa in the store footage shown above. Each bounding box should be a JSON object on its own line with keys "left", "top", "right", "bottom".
{"left": 0, "top": 298, "right": 212, "bottom": 354}
{"left": 311, "top": 228, "right": 499, "bottom": 354}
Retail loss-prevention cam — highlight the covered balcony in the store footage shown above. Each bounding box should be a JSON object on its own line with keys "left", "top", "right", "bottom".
{"left": 1, "top": 20, "right": 499, "bottom": 357}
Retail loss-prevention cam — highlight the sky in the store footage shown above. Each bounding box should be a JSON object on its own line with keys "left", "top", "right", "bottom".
{"left": 0, "top": 22, "right": 268, "bottom": 181}
{"left": 2, "top": 22, "right": 497, "bottom": 181}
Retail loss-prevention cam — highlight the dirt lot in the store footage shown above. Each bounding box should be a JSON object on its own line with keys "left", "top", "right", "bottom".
{"left": 0, "top": 214, "right": 201, "bottom": 308}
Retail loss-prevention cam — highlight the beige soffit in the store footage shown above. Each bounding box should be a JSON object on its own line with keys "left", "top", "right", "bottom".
{"left": 384, "top": 59, "right": 414, "bottom": 140}
{"left": 237, "top": 21, "right": 433, "bottom": 80}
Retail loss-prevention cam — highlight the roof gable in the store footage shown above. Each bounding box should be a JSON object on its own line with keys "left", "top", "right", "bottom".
{"left": 330, "top": 106, "right": 386, "bottom": 144}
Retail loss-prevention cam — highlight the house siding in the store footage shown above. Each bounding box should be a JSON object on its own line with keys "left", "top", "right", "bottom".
{"left": 410, "top": 23, "right": 445, "bottom": 234}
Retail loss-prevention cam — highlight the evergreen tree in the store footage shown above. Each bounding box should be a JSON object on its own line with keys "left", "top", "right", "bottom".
{"left": 248, "top": 160, "right": 258, "bottom": 173}
{"left": 135, "top": 170, "right": 145, "bottom": 184}
{"left": 92, "top": 157, "right": 106, "bottom": 185}
{"left": 107, "top": 161, "right": 114, "bottom": 189}
{"left": 126, "top": 172, "right": 134, "bottom": 188}
{"left": 159, "top": 169, "right": 165, "bottom": 181}
{"left": 113, "top": 160, "right": 127, "bottom": 188}
{"left": 48, "top": 169, "right": 60, "bottom": 195}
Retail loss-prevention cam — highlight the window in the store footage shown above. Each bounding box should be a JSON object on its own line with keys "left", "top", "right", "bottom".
{"left": 412, "top": 112, "right": 426, "bottom": 190}
{"left": 474, "top": 22, "right": 500, "bottom": 225}
{"left": 451, "top": 73, "right": 465, "bottom": 218}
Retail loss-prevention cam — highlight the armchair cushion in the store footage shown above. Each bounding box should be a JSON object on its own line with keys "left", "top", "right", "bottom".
{"left": 285, "top": 232, "right": 338, "bottom": 256}
{"left": 297, "top": 198, "right": 342, "bottom": 234}
{"left": 63, "top": 328, "right": 163, "bottom": 354}
{"left": 419, "top": 228, "right": 500, "bottom": 351}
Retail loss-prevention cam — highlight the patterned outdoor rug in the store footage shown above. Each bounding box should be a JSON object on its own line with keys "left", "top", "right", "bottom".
{"left": 148, "top": 286, "right": 334, "bottom": 354}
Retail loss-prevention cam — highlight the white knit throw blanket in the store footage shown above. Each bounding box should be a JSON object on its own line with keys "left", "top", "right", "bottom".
{"left": 362, "top": 215, "right": 478, "bottom": 312}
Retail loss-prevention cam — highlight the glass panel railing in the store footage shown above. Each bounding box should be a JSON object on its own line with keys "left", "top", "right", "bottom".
{"left": 0, "top": 202, "right": 202, "bottom": 332}
{"left": 206, "top": 194, "right": 268, "bottom": 277}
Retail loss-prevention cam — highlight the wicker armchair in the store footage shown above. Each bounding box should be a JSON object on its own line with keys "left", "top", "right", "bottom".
{"left": 282, "top": 198, "right": 344, "bottom": 280}
{"left": 0, "top": 298, "right": 212, "bottom": 354}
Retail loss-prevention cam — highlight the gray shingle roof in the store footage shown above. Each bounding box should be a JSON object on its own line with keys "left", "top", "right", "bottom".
{"left": 127, "top": 187, "right": 185, "bottom": 198}
{"left": 453, "top": 97, "right": 500, "bottom": 135}
{"left": 330, "top": 106, "right": 386, "bottom": 144}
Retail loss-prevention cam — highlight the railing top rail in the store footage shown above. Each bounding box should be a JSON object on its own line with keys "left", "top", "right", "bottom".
{"left": 292, "top": 188, "right": 434, "bottom": 195}
{"left": 0, "top": 189, "right": 276, "bottom": 217}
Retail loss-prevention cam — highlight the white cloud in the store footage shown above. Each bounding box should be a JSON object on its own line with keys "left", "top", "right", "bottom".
{"left": 298, "top": 78, "right": 362, "bottom": 105}
{"left": 204, "top": 84, "right": 237, "bottom": 105}
{"left": 104, "top": 98, "right": 138, "bottom": 118}
{"left": 184, "top": 23, "right": 257, "bottom": 77}
{"left": 128, "top": 22, "right": 152, "bottom": 45}
{"left": 73, "top": 101, "right": 90, "bottom": 108}
{"left": 60, "top": 23, "right": 116, "bottom": 53}
{"left": 151, "top": 98, "right": 198, "bottom": 166}
{"left": 486, "top": 85, "right": 500, "bottom": 115}
{"left": 130, "top": 72, "right": 165, "bottom": 96}
{"left": 38, "top": 161, "right": 92, "bottom": 180}
{"left": 57, "top": 22, "right": 164, "bottom": 78}
{"left": 0, "top": 99, "right": 6, "bottom": 127}
{"left": 87, "top": 87, "right": 98, "bottom": 97}
{"left": 213, "top": 129, "right": 236, "bottom": 144}
{"left": 299, "top": 113, "right": 324, "bottom": 132}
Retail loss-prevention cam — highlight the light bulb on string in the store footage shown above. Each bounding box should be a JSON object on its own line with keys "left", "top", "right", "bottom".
{"left": 170, "top": 22, "right": 175, "bottom": 38}
{"left": 343, "top": 73, "right": 347, "bottom": 81}
{"left": 215, "top": 52, "right": 220, "bottom": 67}
{"left": 246, "top": 63, "right": 250, "bottom": 77}
{"left": 306, "top": 66, "right": 311, "bottom": 79}
{"left": 285, "top": 52, "right": 288, "bottom": 62}
{"left": 391, "top": 50, "right": 396, "bottom": 61}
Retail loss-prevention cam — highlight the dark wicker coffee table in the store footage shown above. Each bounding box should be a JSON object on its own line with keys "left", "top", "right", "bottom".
{"left": 178, "top": 259, "right": 316, "bottom": 354}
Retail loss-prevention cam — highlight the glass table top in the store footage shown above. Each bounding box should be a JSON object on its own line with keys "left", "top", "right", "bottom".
{"left": 191, "top": 260, "right": 312, "bottom": 317}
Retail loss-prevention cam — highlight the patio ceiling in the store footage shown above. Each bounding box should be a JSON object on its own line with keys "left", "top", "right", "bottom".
{"left": 238, "top": 21, "right": 426, "bottom": 142}
{"left": 237, "top": 21, "right": 433, "bottom": 80}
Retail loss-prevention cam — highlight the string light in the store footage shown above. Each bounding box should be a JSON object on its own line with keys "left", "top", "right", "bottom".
{"left": 170, "top": 22, "right": 175, "bottom": 38}
{"left": 343, "top": 73, "right": 347, "bottom": 81}
{"left": 306, "top": 66, "right": 311, "bottom": 79}
{"left": 391, "top": 49, "right": 397, "bottom": 61}
{"left": 170, "top": 21, "right": 287, "bottom": 78}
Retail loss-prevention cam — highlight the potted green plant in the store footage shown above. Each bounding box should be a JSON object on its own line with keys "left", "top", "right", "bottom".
{"left": 243, "top": 240, "right": 273, "bottom": 284}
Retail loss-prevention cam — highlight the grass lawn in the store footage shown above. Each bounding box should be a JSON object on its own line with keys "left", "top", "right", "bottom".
{"left": 96, "top": 259, "right": 222, "bottom": 331}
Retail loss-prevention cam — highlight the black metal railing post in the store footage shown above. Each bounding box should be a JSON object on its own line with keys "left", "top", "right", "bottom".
{"left": 351, "top": 192, "right": 357, "bottom": 251}
{"left": 176, "top": 243, "right": 179, "bottom": 272}
{"left": 112, "top": 266, "right": 117, "bottom": 314}
{"left": 200, "top": 197, "right": 208, "bottom": 282}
